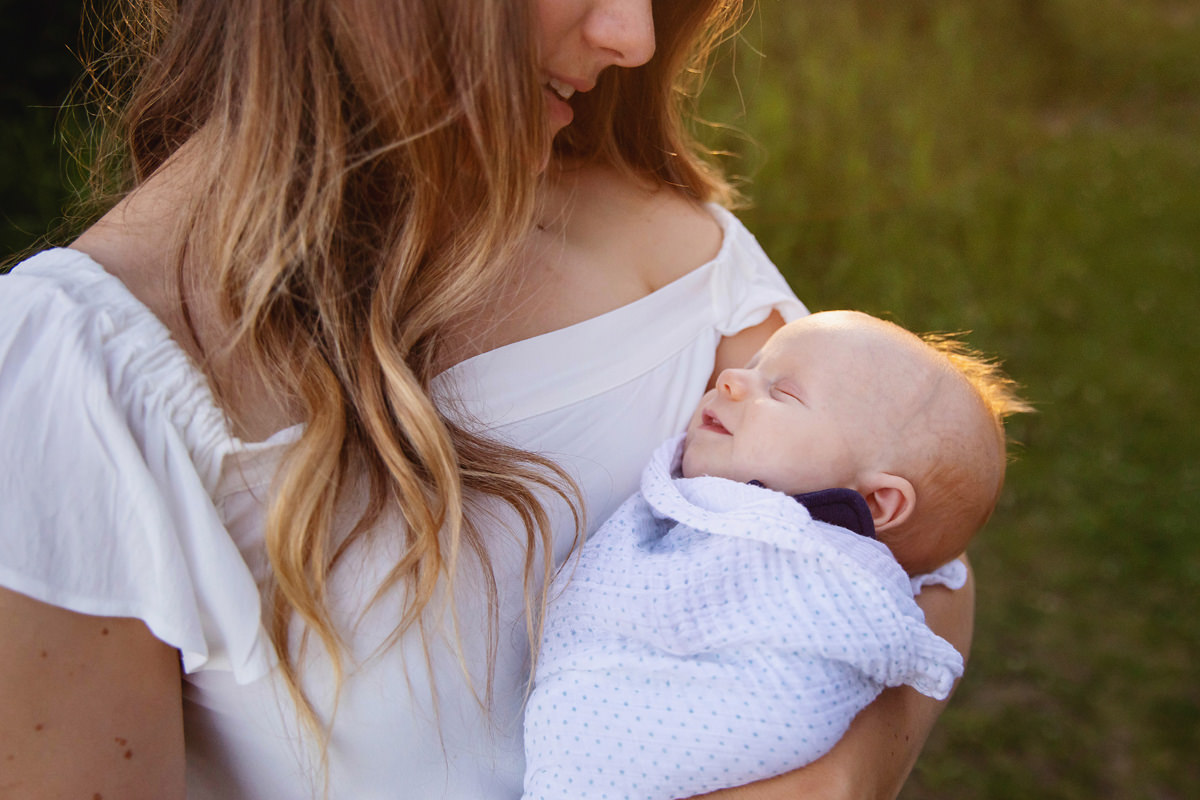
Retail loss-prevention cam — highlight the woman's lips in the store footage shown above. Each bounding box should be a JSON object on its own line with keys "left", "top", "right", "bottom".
{"left": 543, "top": 84, "right": 574, "bottom": 129}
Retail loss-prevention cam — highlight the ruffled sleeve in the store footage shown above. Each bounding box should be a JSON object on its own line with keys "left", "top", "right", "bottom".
{"left": 0, "top": 249, "right": 273, "bottom": 684}
{"left": 706, "top": 205, "right": 808, "bottom": 334}
{"left": 910, "top": 558, "right": 970, "bottom": 594}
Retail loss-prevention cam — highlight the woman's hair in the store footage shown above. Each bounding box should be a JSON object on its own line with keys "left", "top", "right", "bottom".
{"left": 555, "top": 0, "right": 745, "bottom": 202}
{"left": 79, "top": 0, "right": 745, "bottom": 743}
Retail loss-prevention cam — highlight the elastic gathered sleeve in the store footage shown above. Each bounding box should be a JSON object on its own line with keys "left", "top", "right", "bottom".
{"left": 0, "top": 252, "right": 272, "bottom": 684}
{"left": 707, "top": 205, "right": 809, "bottom": 335}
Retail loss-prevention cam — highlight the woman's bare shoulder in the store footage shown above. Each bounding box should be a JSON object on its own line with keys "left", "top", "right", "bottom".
{"left": 563, "top": 162, "right": 724, "bottom": 290}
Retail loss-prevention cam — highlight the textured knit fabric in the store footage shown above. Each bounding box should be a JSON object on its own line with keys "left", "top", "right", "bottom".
{"left": 523, "top": 436, "right": 965, "bottom": 800}
{"left": 0, "top": 206, "right": 806, "bottom": 800}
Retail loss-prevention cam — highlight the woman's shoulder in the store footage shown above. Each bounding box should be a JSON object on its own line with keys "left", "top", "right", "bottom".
{"left": 564, "top": 163, "right": 725, "bottom": 291}
{"left": 0, "top": 247, "right": 272, "bottom": 682}
{"left": 0, "top": 247, "right": 233, "bottom": 484}
{"left": 562, "top": 163, "right": 796, "bottom": 297}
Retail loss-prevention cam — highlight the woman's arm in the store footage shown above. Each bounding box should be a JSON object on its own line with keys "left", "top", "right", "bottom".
{"left": 694, "top": 560, "right": 976, "bottom": 800}
{"left": 0, "top": 587, "right": 187, "bottom": 800}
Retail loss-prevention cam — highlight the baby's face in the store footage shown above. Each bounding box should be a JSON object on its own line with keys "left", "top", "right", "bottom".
{"left": 682, "top": 314, "right": 897, "bottom": 495}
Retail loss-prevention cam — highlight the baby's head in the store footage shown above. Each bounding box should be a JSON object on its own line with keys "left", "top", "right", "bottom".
{"left": 682, "top": 310, "right": 1030, "bottom": 574}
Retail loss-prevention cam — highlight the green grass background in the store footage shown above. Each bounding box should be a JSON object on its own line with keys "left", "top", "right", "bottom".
{"left": 700, "top": 2, "right": 1200, "bottom": 798}
{"left": 3, "top": 0, "right": 1197, "bottom": 797}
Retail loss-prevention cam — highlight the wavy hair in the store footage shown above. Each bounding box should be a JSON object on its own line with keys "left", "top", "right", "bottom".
{"left": 77, "top": 0, "right": 747, "bottom": 747}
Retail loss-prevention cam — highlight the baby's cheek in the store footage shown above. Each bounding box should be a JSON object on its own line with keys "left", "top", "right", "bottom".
{"left": 685, "top": 394, "right": 713, "bottom": 428}
{"left": 680, "top": 437, "right": 715, "bottom": 480}
{"left": 679, "top": 437, "right": 697, "bottom": 478}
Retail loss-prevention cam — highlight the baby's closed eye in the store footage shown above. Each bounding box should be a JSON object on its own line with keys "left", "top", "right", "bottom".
{"left": 771, "top": 382, "right": 806, "bottom": 404}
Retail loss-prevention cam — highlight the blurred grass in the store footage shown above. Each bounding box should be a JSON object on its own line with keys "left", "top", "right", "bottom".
{"left": 4, "top": 0, "right": 1198, "bottom": 797}
{"left": 700, "top": 1, "right": 1200, "bottom": 797}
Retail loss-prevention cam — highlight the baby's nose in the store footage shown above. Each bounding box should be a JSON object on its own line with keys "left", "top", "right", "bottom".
{"left": 718, "top": 369, "right": 751, "bottom": 400}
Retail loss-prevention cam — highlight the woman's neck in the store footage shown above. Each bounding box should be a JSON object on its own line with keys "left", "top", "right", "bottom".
{"left": 439, "top": 161, "right": 722, "bottom": 371}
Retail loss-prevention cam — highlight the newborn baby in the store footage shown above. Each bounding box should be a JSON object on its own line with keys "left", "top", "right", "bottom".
{"left": 522, "top": 311, "right": 1029, "bottom": 800}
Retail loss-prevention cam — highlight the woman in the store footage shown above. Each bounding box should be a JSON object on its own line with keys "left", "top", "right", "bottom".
{"left": 0, "top": 0, "right": 973, "bottom": 797}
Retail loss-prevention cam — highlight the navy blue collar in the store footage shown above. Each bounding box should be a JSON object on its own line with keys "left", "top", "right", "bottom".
{"left": 793, "top": 488, "right": 876, "bottom": 538}
{"left": 749, "top": 482, "right": 876, "bottom": 538}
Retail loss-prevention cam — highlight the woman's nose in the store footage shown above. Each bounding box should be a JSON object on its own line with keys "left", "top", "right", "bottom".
{"left": 583, "top": 0, "right": 656, "bottom": 69}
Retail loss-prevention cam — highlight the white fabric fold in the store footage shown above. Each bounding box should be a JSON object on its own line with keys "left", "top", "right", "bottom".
{"left": 433, "top": 205, "right": 806, "bottom": 431}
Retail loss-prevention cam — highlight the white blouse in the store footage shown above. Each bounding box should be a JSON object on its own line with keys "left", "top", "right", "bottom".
{"left": 0, "top": 205, "right": 806, "bottom": 799}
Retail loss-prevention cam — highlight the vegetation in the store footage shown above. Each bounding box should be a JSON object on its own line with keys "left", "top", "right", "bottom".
{"left": 3, "top": 0, "right": 1197, "bottom": 797}
{"left": 0, "top": 2, "right": 87, "bottom": 258}
{"left": 701, "top": 2, "right": 1200, "bottom": 797}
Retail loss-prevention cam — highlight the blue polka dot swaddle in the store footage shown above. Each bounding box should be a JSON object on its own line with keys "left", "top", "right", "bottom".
{"left": 521, "top": 436, "right": 964, "bottom": 800}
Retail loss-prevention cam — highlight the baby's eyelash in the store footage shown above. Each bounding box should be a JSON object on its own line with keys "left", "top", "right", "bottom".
{"left": 771, "top": 382, "right": 807, "bottom": 404}
{"left": 772, "top": 385, "right": 801, "bottom": 402}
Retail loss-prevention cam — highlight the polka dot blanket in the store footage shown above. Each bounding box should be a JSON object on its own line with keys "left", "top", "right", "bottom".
{"left": 522, "top": 435, "right": 965, "bottom": 799}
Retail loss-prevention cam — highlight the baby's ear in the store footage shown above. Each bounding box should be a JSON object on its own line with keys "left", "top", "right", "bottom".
{"left": 858, "top": 472, "right": 916, "bottom": 533}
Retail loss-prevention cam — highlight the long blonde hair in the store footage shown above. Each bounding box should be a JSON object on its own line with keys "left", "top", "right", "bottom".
{"left": 80, "top": 0, "right": 745, "bottom": 736}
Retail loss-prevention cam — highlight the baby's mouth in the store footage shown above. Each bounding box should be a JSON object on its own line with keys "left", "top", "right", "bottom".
{"left": 700, "top": 410, "right": 731, "bottom": 435}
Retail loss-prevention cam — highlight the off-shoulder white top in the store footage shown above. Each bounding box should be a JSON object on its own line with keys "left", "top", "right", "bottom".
{"left": 0, "top": 206, "right": 806, "bottom": 799}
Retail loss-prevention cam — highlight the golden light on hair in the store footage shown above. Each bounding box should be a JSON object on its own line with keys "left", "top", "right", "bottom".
{"left": 880, "top": 330, "right": 1035, "bottom": 574}
{"left": 71, "top": 0, "right": 750, "bottom": 772}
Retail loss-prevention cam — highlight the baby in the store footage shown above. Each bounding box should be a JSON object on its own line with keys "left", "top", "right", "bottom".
{"left": 522, "top": 311, "right": 1030, "bottom": 800}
